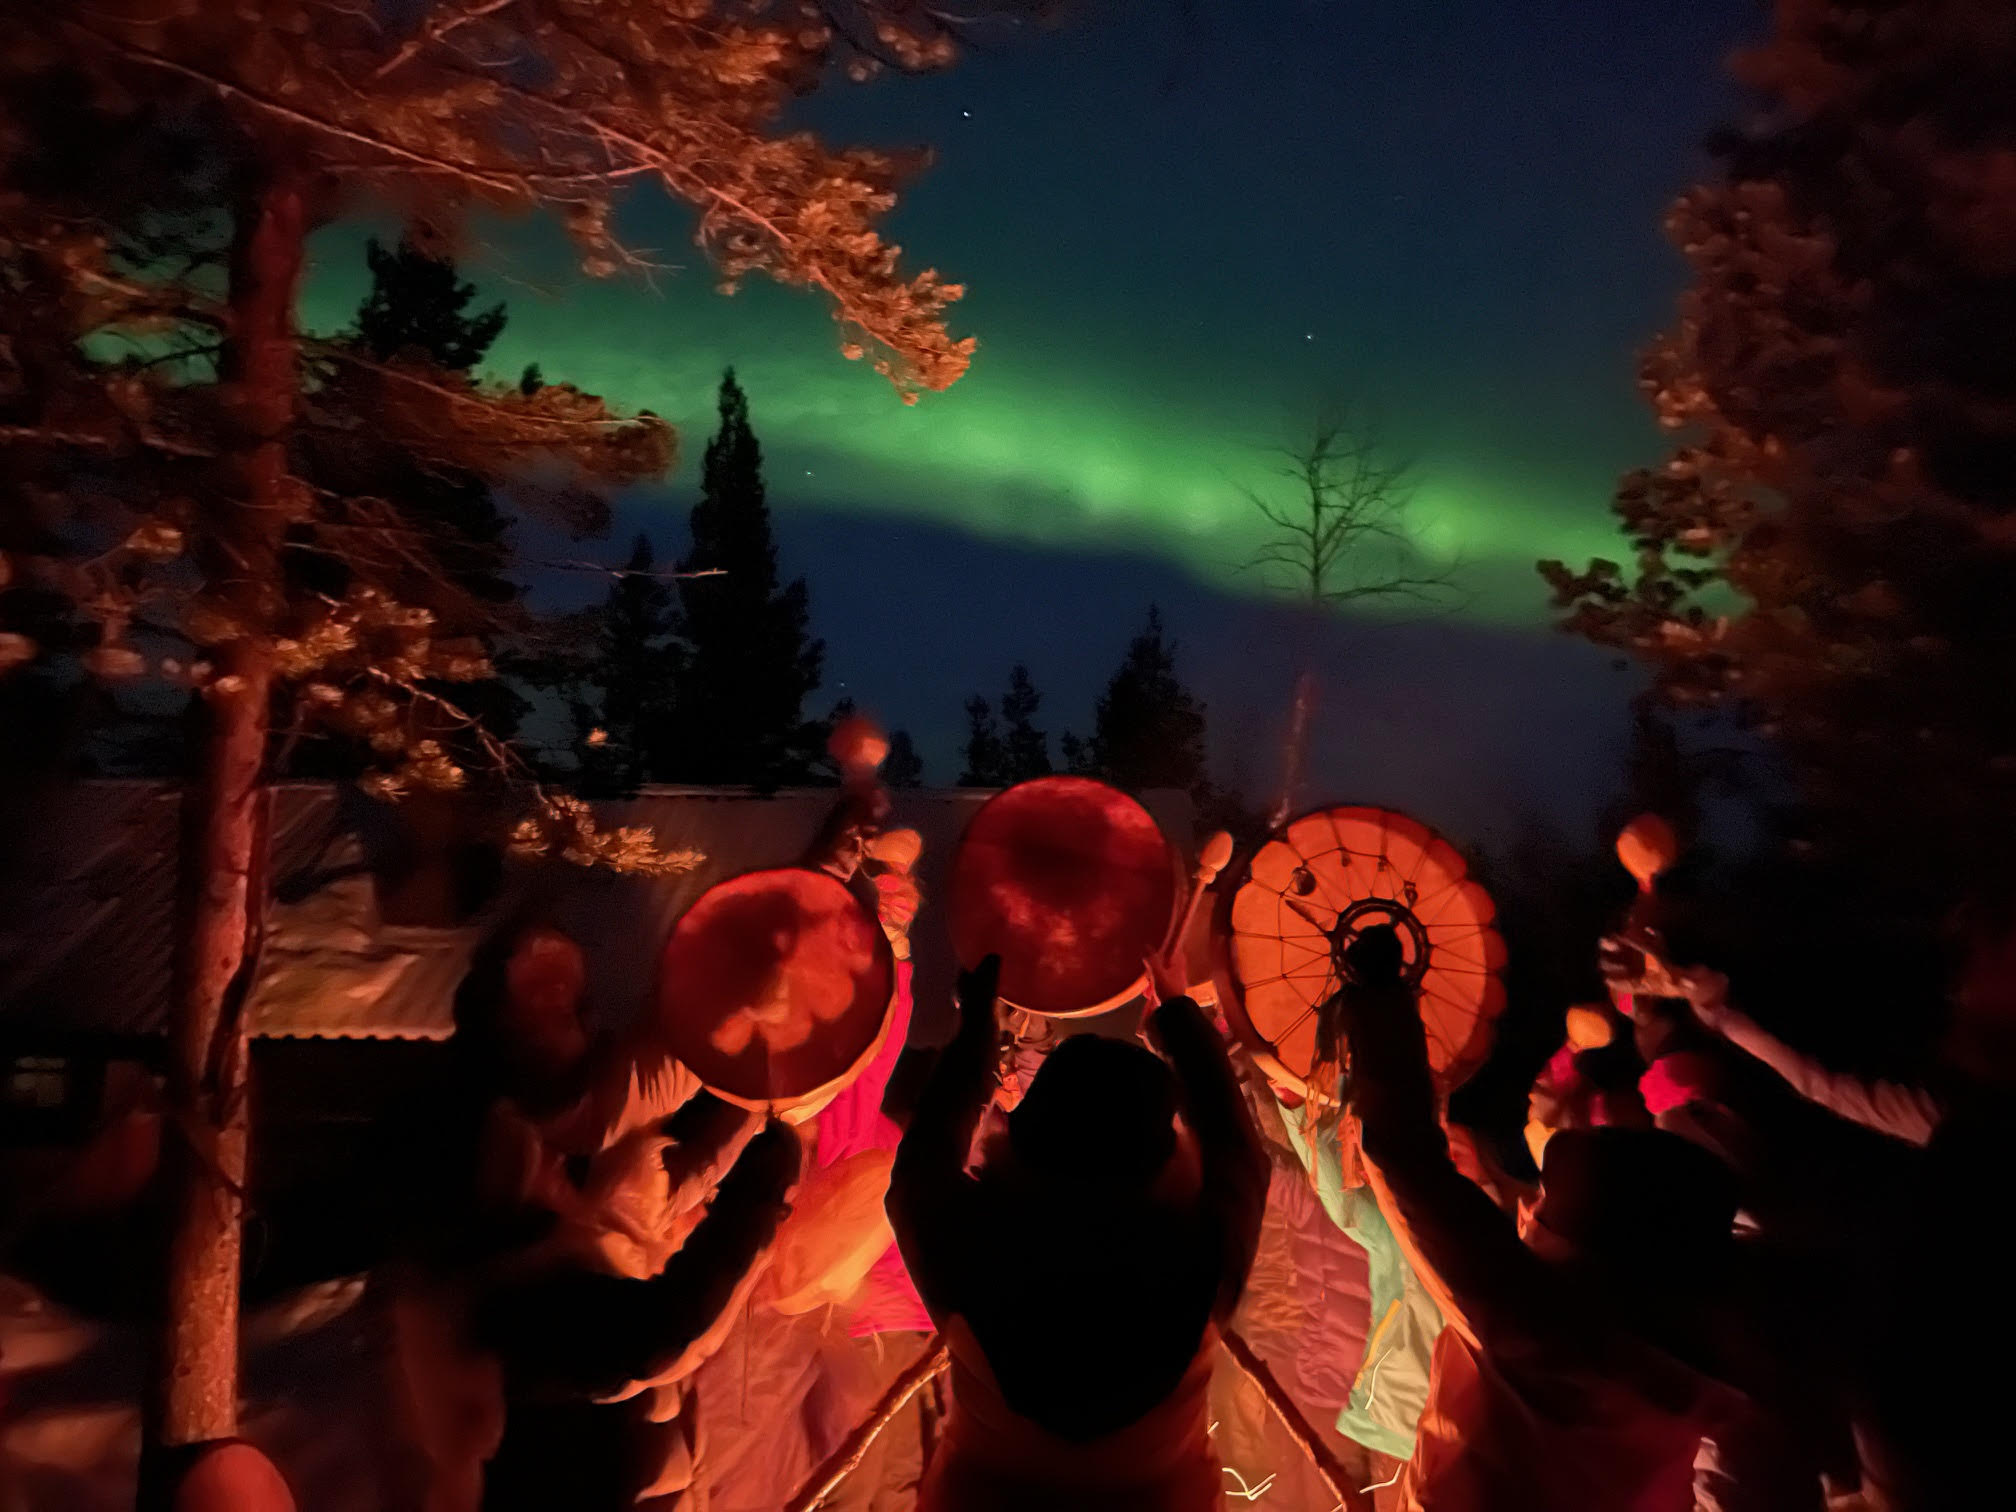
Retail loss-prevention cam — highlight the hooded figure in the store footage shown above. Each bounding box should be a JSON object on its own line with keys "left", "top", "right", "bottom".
{"left": 888, "top": 954, "right": 1268, "bottom": 1512}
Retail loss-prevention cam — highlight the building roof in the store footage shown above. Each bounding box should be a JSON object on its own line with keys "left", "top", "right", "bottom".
{"left": 0, "top": 781, "right": 1196, "bottom": 1049}
{"left": 0, "top": 782, "right": 464, "bottom": 1044}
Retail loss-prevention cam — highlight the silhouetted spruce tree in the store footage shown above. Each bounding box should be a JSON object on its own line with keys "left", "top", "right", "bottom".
{"left": 1064, "top": 606, "right": 1209, "bottom": 797}
{"left": 337, "top": 238, "right": 530, "bottom": 609}
{"left": 287, "top": 237, "right": 541, "bottom": 772}
{"left": 811, "top": 695, "right": 856, "bottom": 783}
{"left": 959, "top": 695, "right": 1007, "bottom": 787}
{"left": 1000, "top": 664, "right": 1051, "bottom": 782}
{"left": 666, "top": 371, "right": 824, "bottom": 784}
{"left": 884, "top": 728, "right": 925, "bottom": 787}
{"left": 572, "top": 534, "right": 677, "bottom": 795}
{"left": 356, "top": 236, "right": 507, "bottom": 372}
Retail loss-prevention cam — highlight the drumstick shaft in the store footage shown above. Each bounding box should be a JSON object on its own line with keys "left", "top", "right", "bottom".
{"left": 1162, "top": 831, "right": 1233, "bottom": 958}
{"left": 784, "top": 1338, "right": 950, "bottom": 1512}
{"left": 1165, "top": 877, "right": 1210, "bottom": 958}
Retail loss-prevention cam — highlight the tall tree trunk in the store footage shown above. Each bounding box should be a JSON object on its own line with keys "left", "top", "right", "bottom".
{"left": 153, "top": 171, "right": 304, "bottom": 1459}
{"left": 1271, "top": 663, "right": 1319, "bottom": 832}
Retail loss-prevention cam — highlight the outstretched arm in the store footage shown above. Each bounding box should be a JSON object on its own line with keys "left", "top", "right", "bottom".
{"left": 477, "top": 1121, "right": 801, "bottom": 1402}
{"left": 1144, "top": 990, "right": 1269, "bottom": 1316}
{"left": 1343, "top": 930, "right": 1542, "bottom": 1345}
{"left": 886, "top": 956, "right": 1001, "bottom": 1321}
{"left": 1683, "top": 969, "right": 1942, "bottom": 1147}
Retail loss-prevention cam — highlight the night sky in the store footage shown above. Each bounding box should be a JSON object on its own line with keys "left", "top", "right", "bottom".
{"left": 300, "top": 0, "right": 1764, "bottom": 849}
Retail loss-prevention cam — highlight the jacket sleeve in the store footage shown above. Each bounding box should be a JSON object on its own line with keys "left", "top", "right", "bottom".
{"left": 1148, "top": 994, "right": 1271, "bottom": 1316}
{"left": 886, "top": 1003, "right": 996, "bottom": 1322}
{"left": 477, "top": 1122, "right": 800, "bottom": 1401}
{"left": 1346, "top": 979, "right": 1546, "bottom": 1346}
{"left": 1710, "top": 1003, "right": 1941, "bottom": 1148}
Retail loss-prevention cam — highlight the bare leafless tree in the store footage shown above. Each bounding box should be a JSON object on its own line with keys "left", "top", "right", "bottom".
{"left": 1241, "top": 408, "right": 1452, "bottom": 610}
{"left": 1240, "top": 408, "right": 1456, "bottom": 827}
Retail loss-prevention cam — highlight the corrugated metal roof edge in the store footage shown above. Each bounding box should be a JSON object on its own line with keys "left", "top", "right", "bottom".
{"left": 255, "top": 1025, "right": 455, "bottom": 1043}
{"left": 5, "top": 783, "right": 1197, "bottom": 1048}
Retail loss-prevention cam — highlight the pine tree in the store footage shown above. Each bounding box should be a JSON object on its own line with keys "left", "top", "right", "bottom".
{"left": 1539, "top": 0, "right": 2016, "bottom": 919}
{"left": 959, "top": 695, "right": 1007, "bottom": 787}
{"left": 999, "top": 663, "right": 1052, "bottom": 782}
{"left": 884, "top": 728, "right": 926, "bottom": 788}
{"left": 287, "top": 236, "right": 540, "bottom": 773}
{"left": 666, "top": 371, "right": 824, "bottom": 785}
{"left": 811, "top": 695, "right": 857, "bottom": 783}
{"left": 0, "top": 0, "right": 1020, "bottom": 1445}
{"left": 572, "top": 534, "right": 677, "bottom": 796}
{"left": 1059, "top": 730, "right": 1093, "bottom": 776}
{"left": 1067, "top": 606, "right": 1210, "bottom": 797}
{"left": 355, "top": 236, "right": 507, "bottom": 372}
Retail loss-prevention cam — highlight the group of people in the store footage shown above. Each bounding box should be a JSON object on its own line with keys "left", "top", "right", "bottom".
{"left": 382, "top": 783, "right": 2015, "bottom": 1512}
{"left": 900, "top": 915, "right": 2014, "bottom": 1511}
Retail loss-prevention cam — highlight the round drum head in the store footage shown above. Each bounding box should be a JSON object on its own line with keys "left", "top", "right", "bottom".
{"left": 657, "top": 868, "right": 896, "bottom": 1110}
{"left": 950, "top": 776, "right": 1178, "bottom": 1017}
{"left": 1217, "top": 805, "right": 1506, "bottom": 1095}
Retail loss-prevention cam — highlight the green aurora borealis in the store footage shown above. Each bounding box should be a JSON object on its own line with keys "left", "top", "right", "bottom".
{"left": 294, "top": 0, "right": 1758, "bottom": 631}
{"left": 302, "top": 215, "right": 1636, "bottom": 625}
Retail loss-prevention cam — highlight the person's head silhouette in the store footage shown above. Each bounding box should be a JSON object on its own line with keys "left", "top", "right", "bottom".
{"left": 1009, "top": 1034, "right": 1178, "bottom": 1197}
{"left": 1525, "top": 1126, "right": 1736, "bottom": 1278}
{"left": 1345, "top": 922, "right": 1406, "bottom": 985}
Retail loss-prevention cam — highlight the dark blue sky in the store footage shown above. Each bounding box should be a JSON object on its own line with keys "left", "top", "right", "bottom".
{"left": 349, "top": 0, "right": 1767, "bottom": 845}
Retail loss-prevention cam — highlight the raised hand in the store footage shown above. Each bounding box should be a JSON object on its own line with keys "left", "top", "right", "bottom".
{"left": 1142, "top": 939, "right": 1190, "bottom": 1012}
{"left": 1674, "top": 964, "right": 1732, "bottom": 1029}
{"left": 1598, "top": 932, "right": 1685, "bottom": 1002}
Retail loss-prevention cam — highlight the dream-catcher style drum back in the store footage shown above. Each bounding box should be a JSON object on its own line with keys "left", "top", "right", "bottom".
{"left": 656, "top": 867, "right": 897, "bottom": 1114}
{"left": 948, "top": 775, "right": 1183, "bottom": 1018}
{"left": 1215, "top": 805, "right": 1507, "bottom": 1099}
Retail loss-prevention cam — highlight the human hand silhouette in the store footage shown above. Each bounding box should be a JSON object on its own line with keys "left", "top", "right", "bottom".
{"left": 956, "top": 953, "right": 1003, "bottom": 1041}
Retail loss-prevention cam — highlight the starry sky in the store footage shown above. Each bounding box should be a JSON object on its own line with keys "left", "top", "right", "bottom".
{"left": 300, "top": 0, "right": 1765, "bottom": 849}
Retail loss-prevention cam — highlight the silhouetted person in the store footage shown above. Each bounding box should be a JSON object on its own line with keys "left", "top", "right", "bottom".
{"left": 888, "top": 953, "right": 1267, "bottom": 1511}
{"left": 1343, "top": 925, "right": 1761, "bottom": 1511}
{"left": 470, "top": 1118, "right": 800, "bottom": 1512}
{"left": 1856, "top": 1093, "right": 2016, "bottom": 1512}
{"left": 396, "top": 921, "right": 798, "bottom": 1512}
{"left": 1663, "top": 905, "right": 2016, "bottom": 1512}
